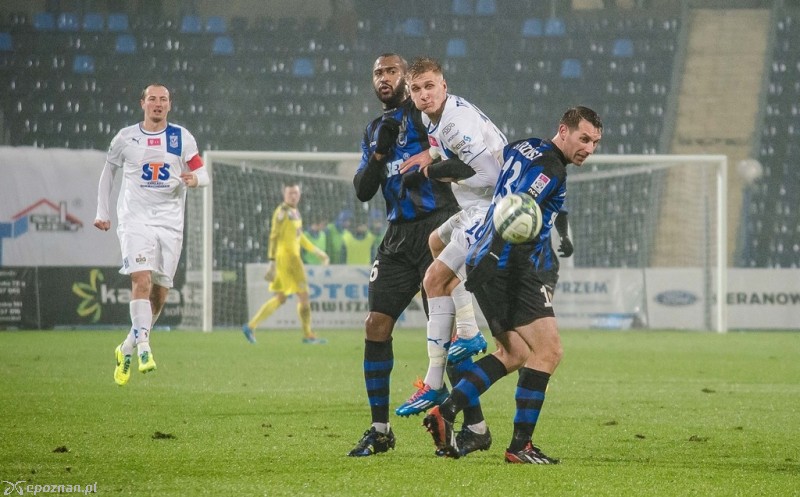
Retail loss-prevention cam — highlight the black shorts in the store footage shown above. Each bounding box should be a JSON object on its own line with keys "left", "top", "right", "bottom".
{"left": 469, "top": 247, "right": 559, "bottom": 337}
{"left": 369, "top": 209, "right": 457, "bottom": 320}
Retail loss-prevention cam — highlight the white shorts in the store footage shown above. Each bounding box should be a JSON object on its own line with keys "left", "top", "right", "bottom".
{"left": 435, "top": 210, "right": 484, "bottom": 282}
{"left": 117, "top": 224, "right": 183, "bottom": 288}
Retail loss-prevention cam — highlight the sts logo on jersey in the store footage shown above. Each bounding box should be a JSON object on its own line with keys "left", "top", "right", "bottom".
{"left": 141, "top": 162, "right": 171, "bottom": 181}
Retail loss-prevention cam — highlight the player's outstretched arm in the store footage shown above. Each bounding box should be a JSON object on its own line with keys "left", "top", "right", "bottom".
{"left": 398, "top": 149, "right": 434, "bottom": 175}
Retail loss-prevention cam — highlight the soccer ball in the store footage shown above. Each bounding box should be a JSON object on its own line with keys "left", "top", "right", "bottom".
{"left": 492, "top": 193, "right": 542, "bottom": 244}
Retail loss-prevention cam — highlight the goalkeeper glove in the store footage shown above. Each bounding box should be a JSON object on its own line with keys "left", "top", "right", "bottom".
{"left": 375, "top": 118, "right": 401, "bottom": 155}
{"left": 265, "top": 260, "right": 276, "bottom": 282}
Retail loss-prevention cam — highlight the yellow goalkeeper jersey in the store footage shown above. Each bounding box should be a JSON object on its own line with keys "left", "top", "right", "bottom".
{"left": 268, "top": 203, "right": 317, "bottom": 261}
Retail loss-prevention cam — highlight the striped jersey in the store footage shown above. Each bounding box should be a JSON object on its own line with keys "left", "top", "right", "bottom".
{"left": 356, "top": 98, "right": 458, "bottom": 223}
{"left": 466, "top": 138, "right": 568, "bottom": 273}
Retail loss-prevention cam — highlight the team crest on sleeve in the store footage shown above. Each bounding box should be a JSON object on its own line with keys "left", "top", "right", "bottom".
{"left": 531, "top": 173, "right": 551, "bottom": 194}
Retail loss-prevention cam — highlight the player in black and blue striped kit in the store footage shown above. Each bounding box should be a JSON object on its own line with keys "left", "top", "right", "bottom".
{"left": 348, "top": 53, "right": 459, "bottom": 457}
{"left": 423, "top": 106, "right": 603, "bottom": 464}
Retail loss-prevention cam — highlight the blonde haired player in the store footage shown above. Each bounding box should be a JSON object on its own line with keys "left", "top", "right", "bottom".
{"left": 94, "top": 83, "right": 209, "bottom": 386}
{"left": 393, "top": 58, "right": 506, "bottom": 457}
{"left": 242, "top": 182, "right": 330, "bottom": 345}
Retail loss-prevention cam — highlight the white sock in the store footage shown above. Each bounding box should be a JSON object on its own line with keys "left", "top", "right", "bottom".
{"left": 453, "top": 281, "right": 479, "bottom": 340}
{"left": 466, "top": 421, "right": 487, "bottom": 434}
{"left": 371, "top": 422, "right": 390, "bottom": 434}
{"left": 120, "top": 328, "right": 136, "bottom": 356}
{"left": 424, "top": 296, "right": 455, "bottom": 389}
{"left": 130, "top": 299, "right": 153, "bottom": 355}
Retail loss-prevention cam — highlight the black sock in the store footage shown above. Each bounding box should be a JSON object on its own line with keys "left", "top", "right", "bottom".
{"left": 442, "top": 354, "right": 507, "bottom": 423}
{"left": 364, "top": 338, "right": 393, "bottom": 425}
{"left": 446, "top": 357, "right": 485, "bottom": 427}
{"left": 509, "top": 367, "right": 550, "bottom": 452}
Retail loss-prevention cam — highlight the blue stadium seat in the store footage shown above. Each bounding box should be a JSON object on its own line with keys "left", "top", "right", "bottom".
{"left": 293, "top": 57, "right": 314, "bottom": 77}
{"left": 452, "top": 0, "right": 473, "bottom": 16}
{"left": 560, "top": 58, "right": 582, "bottom": 79}
{"left": 544, "top": 17, "right": 566, "bottom": 37}
{"left": 446, "top": 38, "right": 468, "bottom": 58}
{"left": 612, "top": 38, "right": 634, "bottom": 57}
{"left": 475, "top": 0, "right": 497, "bottom": 16}
{"left": 33, "top": 12, "right": 56, "bottom": 31}
{"left": 0, "top": 33, "right": 12, "bottom": 52}
{"left": 212, "top": 36, "right": 234, "bottom": 56}
{"left": 522, "top": 18, "right": 543, "bottom": 37}
{"left": 82, "top": 13, "right": 104, "bottom": 32}
{"left": 206, "top": 16, "right": 226, "bottom": 33}
{"left": 107, "top": 13, "right": 129, "bottom": 32}
{"left": 181, "top": 15, "right": 203, "bottom": 33}
{"left": 115, "top": 34, "right": 136, "bottom": 54}
{"left": 402, "top": 18, "right": 425, "bottom": 37}
{"left": 72, "top": 55, "right": 95, "bottom": 74}
{"left": 57, "top": 13, "right": 80, "bottom": 32}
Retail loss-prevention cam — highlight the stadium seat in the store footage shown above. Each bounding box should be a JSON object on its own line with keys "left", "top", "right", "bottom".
{"left": 446, "top": 38, "right": 468, "bottom": 58}
{"left": 33, "top": 12, "right": 56, "bottom": 31}
{"left": 107, "top": 13, "right": 129, "bottom": 32}
{"left": 115, "top": 34, "right": 137, "bottom": 54}
{"left": 181, "top": 15, "right": 203, "bottom": 33}
{"left": 544, "top": 17, "right": 566, "bottom": 37}
{"left": 206, "top": 16, "right": 227, "bottom": 33}
{"left": 292, "top": 57, "right": 315, "bottom": 77}
{"left": 475, "top": 0, "right": 497, "bottom": 16}
{"left": 452, "top": 0, "right": 473, "bottom": 16}
{"left": 57, "top": 13, "right": 80, "bottom": 32}
{"left": 402, "top": 18, "right": 425, "bottom": 37}
{"left": 612, "top": 38, "right": 634, "bottom": 57}
{"left": 82, "top": 13, "right": 104, "bottom": 32}
{"left": 0, "top": 33, "right": 12, "bottom": 52}
{"left": 72, "top": 55, "right": 95, "bottom": 74}
{"left": 521, "top": 18, "right": 543, "bottom": 37}
{"left": 212, "top": 36, "right": 235, "bottom": 56}
{"left": 560, "top": 58, "right": 582, "bottom": 79}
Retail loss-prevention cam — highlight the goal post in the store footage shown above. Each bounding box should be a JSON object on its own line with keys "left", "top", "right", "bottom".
{"left": 567, "top": 154, "right": 728, "bottom": 333}
{"left": 184, "top": 152, "right": 728, "bottom": 333}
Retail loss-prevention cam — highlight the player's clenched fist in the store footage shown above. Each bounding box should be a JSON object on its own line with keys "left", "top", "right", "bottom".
{"left": 94, "top": 219, "right": 111, "bottom": 231}
{"left": 375, "top": 118, "right": 401, "bottom": 155}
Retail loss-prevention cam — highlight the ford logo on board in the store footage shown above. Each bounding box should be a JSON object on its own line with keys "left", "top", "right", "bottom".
{"left": 655, "top": 290, "right": 698, "bottom": 306}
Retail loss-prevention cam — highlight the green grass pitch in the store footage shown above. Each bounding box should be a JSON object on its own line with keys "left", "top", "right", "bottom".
{"left": 1, "top": 328, "right": 798, "bottom": 496}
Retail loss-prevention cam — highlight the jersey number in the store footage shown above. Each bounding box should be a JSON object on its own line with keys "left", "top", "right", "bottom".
{"left": 370, "top": 260, "right": 379, "bottom": 282}
{"left": 540, "top": 284, "right": 553, "bottom": 308}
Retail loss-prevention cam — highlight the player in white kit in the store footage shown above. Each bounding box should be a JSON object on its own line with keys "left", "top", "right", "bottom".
{"left": 94, "top": 84, "right": 209, "bottom": 386}
{"left": 395, "top": 57, "right": 507, "bottom": 456}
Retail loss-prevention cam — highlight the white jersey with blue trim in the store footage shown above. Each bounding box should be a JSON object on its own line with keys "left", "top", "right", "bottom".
{"left": 105, "top": 122, "right": 200, "bottom": 231}
{"left": 423, "top": 94, "right": 507, "bottom": 218}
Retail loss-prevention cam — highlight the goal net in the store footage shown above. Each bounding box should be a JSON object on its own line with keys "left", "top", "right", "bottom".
{"left": 182, "top": 152, "right": 727, "bottom": 332}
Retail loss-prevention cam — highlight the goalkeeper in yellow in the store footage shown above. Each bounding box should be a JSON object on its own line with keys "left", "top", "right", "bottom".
{"left": 242, "top": 182, "right": 329, "bottom": 344}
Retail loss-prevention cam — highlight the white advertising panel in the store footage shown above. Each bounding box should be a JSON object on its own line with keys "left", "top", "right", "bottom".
{"left": 644, "top": 268, "right": 709, "bottom": 329}
{"left": 554, "top": 268, "right": 645, "bottom": 329}
{"left": 726, "top": 268, "right": 800, "bottom": 330}
{"left": 245, "top": 263, "right": 430, "bottom": 329}
{"left": 0, "top": 146, "right": 122, "bottom": 266}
